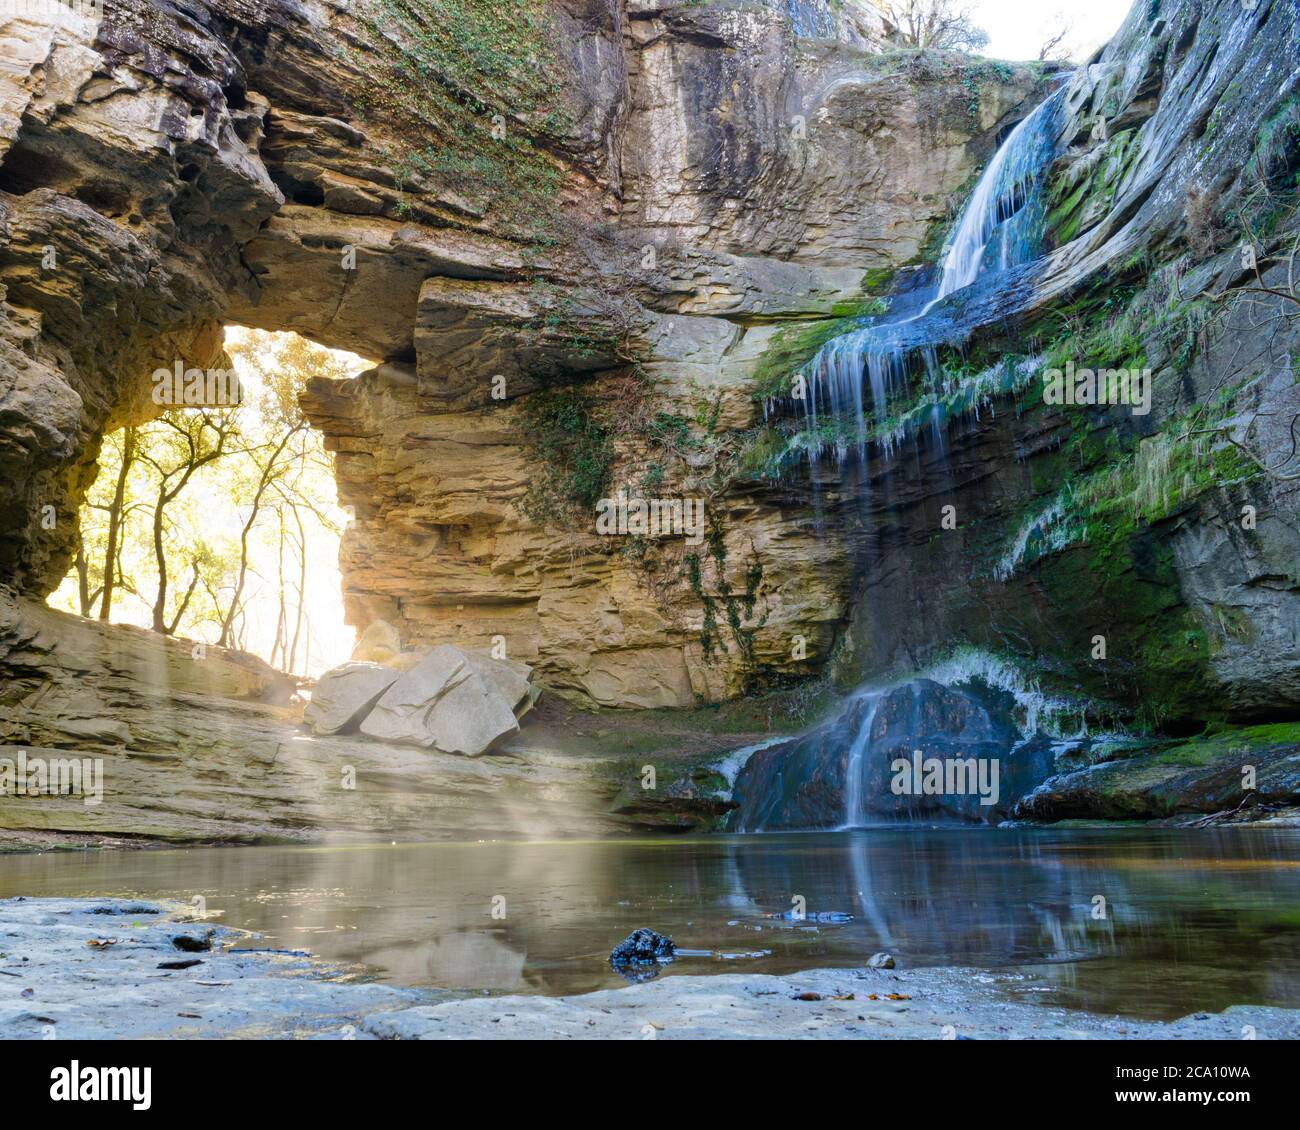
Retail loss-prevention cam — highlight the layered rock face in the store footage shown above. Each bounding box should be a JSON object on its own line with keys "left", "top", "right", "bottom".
{"left": 0, "top": 586, "right": 734, "bottom": 843}
{"left": 1, "top": 0, "right": 1295, "bottom": 783}
{"left": 0, "top": 0, "right": 1046, "bottom": 710}
{"left": 803, "top": 0, "right": 1300, "bottom": 730}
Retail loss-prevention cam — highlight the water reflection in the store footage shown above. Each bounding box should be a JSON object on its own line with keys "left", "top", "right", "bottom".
{"left": 3, "top": 828, "right": 1298, "bottom": 1019}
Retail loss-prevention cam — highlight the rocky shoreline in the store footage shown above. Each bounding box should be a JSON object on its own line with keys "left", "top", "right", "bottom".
{"left": 3, "top": 898, "right": 1297, "bottom": 1041}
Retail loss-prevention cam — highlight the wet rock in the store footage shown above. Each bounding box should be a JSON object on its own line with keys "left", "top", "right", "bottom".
{"left": 303, "top": 662, "right": 400, "bottom": 735}
{"left": 730, "top": 679, "right": 1055, "bottom": 830}
{"left": 171, "top": 932, "right": 214, "bottom": 953}
{"left": 867, "top": 953, "right": 895, "bottom": 969}
{"left": 609, "top": 928, "right": 677, "bottom": 967}
{"left": 1014, "top": 723, "right": 1300, "bottom": 823}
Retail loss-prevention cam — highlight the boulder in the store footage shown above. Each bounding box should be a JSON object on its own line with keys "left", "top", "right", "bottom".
{"left": 302, "top": 662, "right": 400, "bottom": 735}
{"left": 359, "top": 646, "right": 471, "bottom": 745}
{"left": 729, "top": 678, "right": 1056, "bottom": 829}
{"left": 421, "top": 674, "right": 521, "bottom": 756}
{"left": 462, "top": 650, "right": 533, "bottom": 713}
{"left": 357, "top": 644, "right": 533, "bottom": 755}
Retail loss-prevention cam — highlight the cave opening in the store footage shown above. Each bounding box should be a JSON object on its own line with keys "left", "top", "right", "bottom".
{"left": 44, "top": 326, "right": 372, "bottom": 679}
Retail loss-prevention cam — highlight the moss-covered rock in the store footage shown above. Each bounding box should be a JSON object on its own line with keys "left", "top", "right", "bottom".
{"left": 1014, "top": 723, "right": 1300, "bottom": 822}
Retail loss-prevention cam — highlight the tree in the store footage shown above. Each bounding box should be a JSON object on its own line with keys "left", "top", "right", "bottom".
{"left": 215, "top": 420, "right": 307, "bottom": 649}
{"left": 48, "top": 327, "right": 362, "bottom": 677}
{"left": 878, "top": 0, "right": 990, "bottom": 53}
{"left": 1038, "top": 21, "right": 1074, "bottom": 62}
{"left": 135, "top": 409, "right": 241, "bottom": 634}
{"left": 96, "top": 425, "right": 138, "bottom": 621}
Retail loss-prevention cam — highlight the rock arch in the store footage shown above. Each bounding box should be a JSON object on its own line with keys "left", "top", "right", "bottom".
{"left": 0, "top": 0, "right": 1040, "bottom": 706}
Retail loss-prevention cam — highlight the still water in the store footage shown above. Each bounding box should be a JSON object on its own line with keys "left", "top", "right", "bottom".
{"left": 4, "top": 828, "right": 1299, "bottom": 1020}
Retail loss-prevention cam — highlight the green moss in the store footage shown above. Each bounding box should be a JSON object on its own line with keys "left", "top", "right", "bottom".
{"left": 1153, "top": 722, "right": 1300, "bottom": 767}
{"left": 749, "top": 302, "right": 885, "bottom": 402}
{"left": 1045, "top": 129, "right": 1140, "bottom": 247}
{"left": 518, "top": 387, "right": 613, "bottom": 522}
{"left": 348, "top": 0, "right": 570, "bottom": 239}
{"left": 861, "top": 267, "right": 897, "bottom": 293}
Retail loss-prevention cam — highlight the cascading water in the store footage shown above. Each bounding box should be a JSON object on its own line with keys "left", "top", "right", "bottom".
{"left": 930, "top": 88, "right": 1067, "bottom": 304}
{"left": 782, "top": 85, "right": 1067, "bottom": 471}
{"left": 764, "top": 85, "right": 1070, "bottom": 827}
{"left": 841, "top": 691, "right": 881, "bottom": 828}
{"left": 785, "top": 0, "right": 838, "bottom": 39}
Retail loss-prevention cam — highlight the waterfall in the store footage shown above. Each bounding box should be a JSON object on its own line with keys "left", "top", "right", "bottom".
{"left": 841, "top": 691, "right": 881, "bottom": 828}
{"left": 734, "top": 86, "right": 1072, "bottom": 832}
{"left": 931, "top": 87, "right": 1067, "bottom": 303}
{"left": 785, "top": 85, "right": 1066, "bottom": 471}
{"left": 786, "top": 0, "right": 837, "bottom": 39}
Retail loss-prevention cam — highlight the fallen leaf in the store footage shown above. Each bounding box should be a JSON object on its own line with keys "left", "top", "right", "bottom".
{"left": 885, "top": 993, "right": 912, "bottom": 1001}
{"left": 86, "top": 938, "right": 119, "bottom": 948}
{"left": 793, "top": 991, "right": 822, "bottom": 1001}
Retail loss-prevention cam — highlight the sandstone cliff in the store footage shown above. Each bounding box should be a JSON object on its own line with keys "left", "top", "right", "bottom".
{"left": 1, "top": 0, "right": 1298, "bottom": 846}
{"left": 0, "top": 0, "right": 1046, "bottom": 709}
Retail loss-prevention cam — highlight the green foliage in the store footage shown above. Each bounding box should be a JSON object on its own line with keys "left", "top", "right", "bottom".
{"left": 1036, "top": 266, "right": 1215, "bottom": 379}
{"left": 529, "top": 280, "right": 631, "bottom": 360}
{"left": 1254, "top": 96, "right": 1300, "bottom": 188}
{"left": 640, "top": 462, "right": 665, "bottom": 494}
{"left": 684, "top": 518, "right": 765, "bottom": 664}
{"left": 349, "top": 0, "right": 570, "bottom": 238}
{"left": 750, "top": 301, "right": 886, "bottom": 403}
{"left": 957, "top": 59, "right": 1015, "bottom": 125}
{"left": 519, "top": 387, "right": 613, "bottom": 522}
{"left": 646, "top": 411, "right": 695, "bottom": 450}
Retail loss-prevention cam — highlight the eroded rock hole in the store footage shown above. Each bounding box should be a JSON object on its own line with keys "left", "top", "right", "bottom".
{"left": 45, "top": 327, "right": 371, "bottom": 677}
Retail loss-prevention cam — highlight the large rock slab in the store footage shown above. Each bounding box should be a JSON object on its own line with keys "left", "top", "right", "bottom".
{"left": 357, "top": 644, "right": 531, "bottom": 754}
{"left": 303, "top": 662, "right": 400, "bottom": 735}
{"left": 420, "top": 673, "right": 521, "bottom": 756}
{"left": 359, "top": 646, "right": 471, "bottom": 746}
{"left": 1013, "top": 724, "right": 1300, "bottom": 823}
{"left": 462, "top": 650, "right": 534, "bottom": 713}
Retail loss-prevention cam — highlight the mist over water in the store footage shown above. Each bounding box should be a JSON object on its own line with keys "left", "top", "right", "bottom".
{"left": 6, "top": 830, "right": 1299, "bottom": 1020}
